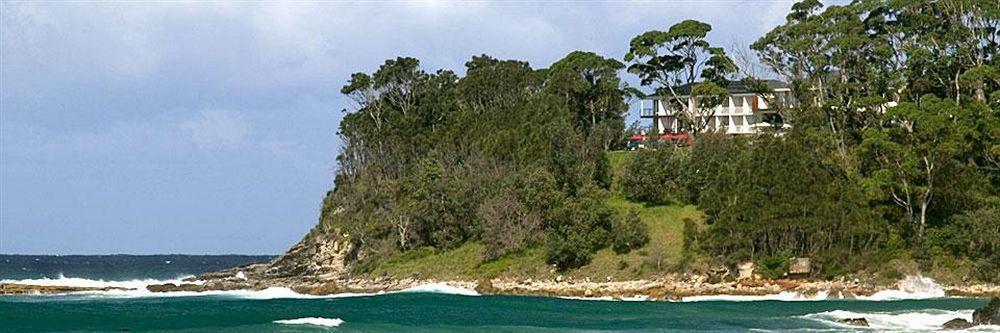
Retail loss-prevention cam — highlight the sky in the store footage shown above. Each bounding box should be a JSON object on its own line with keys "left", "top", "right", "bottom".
{"left": 0, "top": 1, "right": 841, "bottom": 255}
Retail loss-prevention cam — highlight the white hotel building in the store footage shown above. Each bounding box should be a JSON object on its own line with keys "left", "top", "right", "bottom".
{"left": 638, "top": 80, "right": 794, "bottom": 136}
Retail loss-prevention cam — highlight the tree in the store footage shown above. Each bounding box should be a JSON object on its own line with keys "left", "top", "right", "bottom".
{"left": 624, "top": 20, "right": 738, "bottom": 134}
{"left": 859, "top": 95, "right": 973, "bottom": 240}
{"left": 611, "top": 209, "right": 649, "bottom": 254}
{"left": 546, "top": 51, "right": 629, "bottom": 149}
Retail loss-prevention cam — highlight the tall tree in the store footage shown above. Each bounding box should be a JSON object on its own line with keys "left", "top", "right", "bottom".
{"left": 624, "top": 20, "right": 738, "bottom": 134}
{"left": 858, "top": 95, "right": 973, "bottom": 240}
{"left": 545, "top": 51, "right": 628, "bottom": 149}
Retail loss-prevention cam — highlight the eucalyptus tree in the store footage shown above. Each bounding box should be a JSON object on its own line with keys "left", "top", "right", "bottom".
{"left": 858, "top": 96, "right": 974, "bottom": 240}
{"left": 545, "top": 51, "right": 628, "bottom": 149}
{"left": 624, "top": 20, "right": 738, "bottom": 134}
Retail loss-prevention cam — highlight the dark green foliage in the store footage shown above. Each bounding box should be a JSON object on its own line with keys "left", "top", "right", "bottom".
{"left": 545, "top": 186, "right": 617, "bottom": 269}
{"left": 328, "top": 0, "right": 999, "bottom": 280}
{"left": 618, "top": 148, "right": 690, "bottom": 205}
{"left": 698, "top": 133, "right": 886, "bottom": 265}
{"left": 611, "top": 209, "right": 649, "bottom": 254}
{"left": 330, "top": 52, "right": 632, "bottom": 268}
{"left": 756, "top": 252, "right": 790, "bottom": 279}
{"left": 681, "top": 218, "right": 702, "bottom": 254}
{"left": 927, "top": 206, "right": 1000, "bottom": 282}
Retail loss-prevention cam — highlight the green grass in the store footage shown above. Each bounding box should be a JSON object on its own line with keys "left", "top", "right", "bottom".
{"left": 367, "top": 198, "right": 702, "bottom": 280}
{"left": 367, "top": 151, "right": 704, "bottom": 280}
{"left": 568, "top": 198, "right": 701, "bottom": 280}
{"left": 365, "top": 242, "right": 550, "bottom": 280}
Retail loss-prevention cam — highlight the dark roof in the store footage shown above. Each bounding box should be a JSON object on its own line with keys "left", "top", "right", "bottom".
{"left": 650, "top": 79, "right": 789, "bottom": 98}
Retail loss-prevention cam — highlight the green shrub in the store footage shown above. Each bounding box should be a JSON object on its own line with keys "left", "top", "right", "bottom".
{"left": 756, "top": 252, "right": 790, "bottom": 279}
{"left": 544, "top": 186, "right": 615, "bottom": 269}
{"left": 611, "top": 209, "right": 649, "bottom": 254}
{"left": 617, "top": 149, "right": 689, "bottom": 205}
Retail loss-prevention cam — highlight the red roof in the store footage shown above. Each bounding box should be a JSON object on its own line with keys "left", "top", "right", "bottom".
{"left": 628, "top": 134, "right": 645, "bottom": 140}
{"left": 658, "top": 133, "right": 690, "bottom": 140}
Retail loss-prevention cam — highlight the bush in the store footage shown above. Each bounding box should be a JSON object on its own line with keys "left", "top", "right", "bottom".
{"left": 545, "top": 228, "right": 595, "bottom": 270}
{"left": 544, "top": 186, "right": 615, "bottom": 269}
{"left": 611, "top": 209, "right": 649, "bottom": 254}
{"left": 478, "top": 195, "right": 541, "bottom": 261}
{"left": 756, "top": 252, "right": 790, "bottom": 279}
{"left": 618, "top": 148, "right": 689, "bottom": 205}
{"left": 927, "top": 206, "right": 999, "bottom": 282}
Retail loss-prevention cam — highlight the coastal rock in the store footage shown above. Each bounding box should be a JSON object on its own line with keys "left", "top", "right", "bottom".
{"left": 836, "top": 318, "right": 869, "bottom": 327}
{"left": 737, "top": 262, "right": 754, "bottom": 280}
{"left": 475, "top": 279, "right": 497, "bottom": 295}
{"left": 789, "top": 257, "right": 811, "bottom": 275}
{"left": 0, "top": 283, "right": 133, "bottom": 295}
{"left": 941, "top": 318, "right": 974, "bottom": 330}
{"left": 973, "top": 297, "right": 1000, "bottom": 325}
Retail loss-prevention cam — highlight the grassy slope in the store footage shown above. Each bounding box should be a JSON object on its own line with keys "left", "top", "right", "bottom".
{"left": 365, "top": 150, "right": 703, "bottom": 280}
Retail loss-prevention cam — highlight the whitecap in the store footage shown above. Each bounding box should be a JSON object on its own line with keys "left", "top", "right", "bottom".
{"left": 397, "top": 283, "right": 479, "bottom": 296}
{"left": 557, "top": 295, "right": 616, "bottom": 301}
{"left": 680, "top": 275, "right": 948, "bottom": 302}
{"left": 680, "top": 290, "right": 830, "bottom": 302}
{"left": 801, "top": 309, "right": 998, "bottom": 331}
{"left": 620, "top": 295, "right": 650, "bottom": 301}
{"left": 0, "top": 274, "right": 197, "bottom": 290}
{"left": 856, "top": 275, "right": 945, "bottom": 301}
{"left": 274, "top": 317, "right": 344, "bottom": 327}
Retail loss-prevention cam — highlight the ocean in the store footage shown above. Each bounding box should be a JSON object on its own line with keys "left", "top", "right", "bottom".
{"left": 1, "top": 255, "right": 996, "bottom": 332}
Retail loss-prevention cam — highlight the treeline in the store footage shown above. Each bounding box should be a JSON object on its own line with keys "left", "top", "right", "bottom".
{"left": 321, "top": 0, "right": 999, "bottom": 280}
{"left": 621, "top": 0, "right": 999, "bottom": 280}
{"left": 323, "top": 53, "right": 646, "bottom": 270}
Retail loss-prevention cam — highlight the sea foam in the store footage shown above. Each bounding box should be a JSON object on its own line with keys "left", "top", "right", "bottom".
{"left": 0, "top": 274, "right": 197, "bottom": 290}
{"left": 274, "top": 317, "right": 344, "bottom": 327}
{"left": 1, "top": 275, "right": 478, "bottom": 299}
{"left": 397, "top": 283, "right": 479, "bottom": 296}
{"left": 856, "top": 275, "right": 946, "bottom": 301}
{"left": 802, "top": 309, "right": 1000, "bottom": 331}
{"left": 680, "top": 275, "right": 947, "bottom": 302}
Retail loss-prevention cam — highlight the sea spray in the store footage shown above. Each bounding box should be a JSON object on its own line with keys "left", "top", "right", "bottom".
{"left": 859, "top": 275, "right": 946, "bottom": 301}
{"left": 803, "top": 309, "right": 976, "bottom": 331}
{"left": 273, "top": 317, "right": 345, "bottom": 327}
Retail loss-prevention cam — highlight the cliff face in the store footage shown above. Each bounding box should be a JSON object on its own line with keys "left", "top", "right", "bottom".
{"left": 148, "top": 228, "right": 353, "bottom": 292}
{"left": 262, "top": 228, "right": 350, "bottom": 280}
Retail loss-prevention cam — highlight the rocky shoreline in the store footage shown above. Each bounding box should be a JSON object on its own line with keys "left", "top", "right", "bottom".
{"left": 139, "top": 271, "right": 1000, "bottom": 301}
{"left": 0, "top": 283, "right": 133, "bottom": 295}
{"left": 134, "top": 233, "right": 1000, "bottom": 300}
{"left": 5, "top": 273, "right": 998, "bottom": 301}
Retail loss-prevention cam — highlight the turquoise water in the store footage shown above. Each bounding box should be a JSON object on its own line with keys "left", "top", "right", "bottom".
{"left": 0, "top": 255, "right": 994, "bottom": 332}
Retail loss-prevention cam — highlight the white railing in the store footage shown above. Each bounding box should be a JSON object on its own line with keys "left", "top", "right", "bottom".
{"left": 639, "top": 100, "right": 657, "bottom": 117}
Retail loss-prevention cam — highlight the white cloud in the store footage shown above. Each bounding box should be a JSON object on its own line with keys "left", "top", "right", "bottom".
{"left": 180, "top": 110, "right": 250, "bottom": 151}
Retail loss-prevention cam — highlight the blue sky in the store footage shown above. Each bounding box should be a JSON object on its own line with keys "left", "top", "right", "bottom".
{"left": 0, "top": 1, "right": 836, "bottom": 255}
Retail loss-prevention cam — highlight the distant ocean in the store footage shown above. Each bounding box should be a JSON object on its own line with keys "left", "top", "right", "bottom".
{"left": 1, "top": 254, "right": 996, "bottom": 332}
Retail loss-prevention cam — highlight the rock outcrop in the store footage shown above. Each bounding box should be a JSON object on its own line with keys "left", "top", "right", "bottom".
{"left": 973, "top": 297, "right": 1000, "bottom": 325}
{"left": 147, "top": 228, "right": 353, "bottom": 293}
{"left": 941, "top": 318, "right": 974, "bottom": 330}
{"left": 836, "top": 318, "right": 869, "bottom": 327}
{"left": 0, "top": 283, "right": 133, "bottom": 295}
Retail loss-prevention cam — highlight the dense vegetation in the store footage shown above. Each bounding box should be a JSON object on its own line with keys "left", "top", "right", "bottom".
{"left": 319, "top": 0, "right": 999, "bottom": 282}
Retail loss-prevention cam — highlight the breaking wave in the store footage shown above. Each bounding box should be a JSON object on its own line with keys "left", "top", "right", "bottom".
{"left": 274, "top": 317, "right": 344, "bottom": 327}
{"left": 681, "top": 290, "right": 832, "bottom": 302}
{"left": 803, "top": 309, "right": 999, "bottom": 331}
{"left": 680, "top": 275, "right": 947, "bottom": 302}
{"left": 1, "top": 275, "right": 477, "bottom": 299}
{"left": 0, "top": 274, "right": 196, "bottom": 290}
{"left": 398, "top": 283, "right": 479, "bottom": 296}
{"left": 856, "top": 275, "right": 945, "bottom": 301}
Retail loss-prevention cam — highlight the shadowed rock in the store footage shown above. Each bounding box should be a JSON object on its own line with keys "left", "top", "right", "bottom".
{"left": 973, "top": 297, "right": 1000, "bottom": 325}
{"left": 837, "top": 318, "right": 868, "bottom": 327}
{"left": 941, "top": 318, "right": 974, "bottom": 330}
